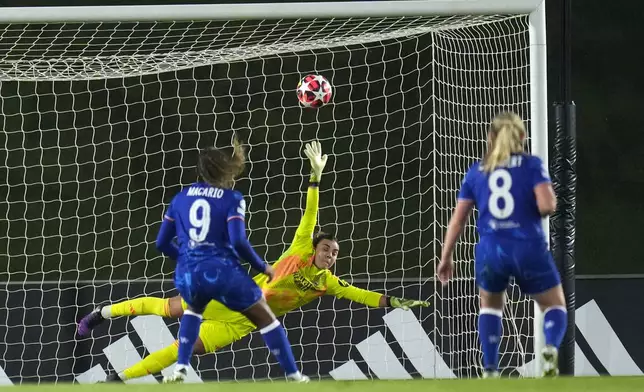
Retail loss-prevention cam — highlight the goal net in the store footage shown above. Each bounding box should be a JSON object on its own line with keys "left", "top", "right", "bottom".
{"left": 0, "top": 2, "right": 545, "bottom": 384}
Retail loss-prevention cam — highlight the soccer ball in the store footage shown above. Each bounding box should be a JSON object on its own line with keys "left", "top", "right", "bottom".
{"left": 296, "top": 74, "right": 332, "bottom": 108}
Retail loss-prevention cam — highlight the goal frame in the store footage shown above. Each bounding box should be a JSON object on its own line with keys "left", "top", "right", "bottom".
{"left": 0, "top": 0, "right": 550, "bottom": 378}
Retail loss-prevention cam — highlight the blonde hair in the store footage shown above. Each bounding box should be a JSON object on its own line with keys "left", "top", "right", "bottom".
{"left": 482, "top": 111, "right": 526, "bottom": 173}
{"left": 196, "top": 137, "right": 246, "bottom": 188}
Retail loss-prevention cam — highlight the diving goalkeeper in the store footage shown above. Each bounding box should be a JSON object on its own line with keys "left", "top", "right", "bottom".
{"left": 78, "top": 141, "right": 429, "bottom": 382}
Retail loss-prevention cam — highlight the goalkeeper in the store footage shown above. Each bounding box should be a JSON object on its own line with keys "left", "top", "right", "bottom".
{"left": 78, "top": 141, "right": 429, "bottom": 382}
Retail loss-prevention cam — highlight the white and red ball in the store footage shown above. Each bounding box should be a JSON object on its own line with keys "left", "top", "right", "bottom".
{"left": 296, "top": 74, "right": 332, "bottom": 108}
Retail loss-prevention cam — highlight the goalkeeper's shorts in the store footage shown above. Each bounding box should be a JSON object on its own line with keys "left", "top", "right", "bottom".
{"left": 199, "top": 319, "right": 256, "bottom": 353}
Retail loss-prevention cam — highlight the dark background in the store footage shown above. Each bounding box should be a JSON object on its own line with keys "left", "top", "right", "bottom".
{"left": 548, "top": 0, "right": 644, "bottom": 275}
{"left": 0, "top": 0, "right": 642, "bottom": 281}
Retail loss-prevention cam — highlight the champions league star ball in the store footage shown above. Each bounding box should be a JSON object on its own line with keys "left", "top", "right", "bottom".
{"left": 296, "top": 74, "right": 332, "bottom": 108}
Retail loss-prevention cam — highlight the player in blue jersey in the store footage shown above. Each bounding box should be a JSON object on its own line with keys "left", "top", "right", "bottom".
{"left": 437, "top": 112, "right": 566, "bottom": 378}
{"left": 156, "top": 139, "right": 309, "bottom": 383}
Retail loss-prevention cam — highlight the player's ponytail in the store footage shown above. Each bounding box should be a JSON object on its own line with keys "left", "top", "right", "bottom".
{"left": 196, "top": 136, "right": 247, "bottom": 188}
{"left": 482, "top": 112, "right": 526, "bottom": 173}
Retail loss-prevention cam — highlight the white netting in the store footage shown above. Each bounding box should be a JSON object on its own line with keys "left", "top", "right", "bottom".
{"left": 0, "top": 12, "right": 535, "bottom": 383}
{"left": 433, "top": 17, "right": 534, "bottom": 377}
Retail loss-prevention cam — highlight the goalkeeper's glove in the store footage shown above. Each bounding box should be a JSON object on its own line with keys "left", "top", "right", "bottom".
{"left": 389, "top": 296, "right": 430, "bottom": 311}
{"left": 304, "top": 141, "right": 328, "bottom": 183}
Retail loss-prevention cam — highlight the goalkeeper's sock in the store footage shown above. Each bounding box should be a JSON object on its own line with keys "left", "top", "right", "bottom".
{"left": 101, "top": 297, "right": 170, "bottom": 318}
{"left": 260, "top": 320, "right": 299, "bottom": 376}
{"left": 121, "top": 343, "right": 179, "bottom": 380}
{"left": 176, "top": 310, "right": 202, "bottom": 367}
{"left": 478, "top": 308, "right": 503, "bottom": 371}
{"left": 543, "top": 306, "right": 567, "bottom": 348}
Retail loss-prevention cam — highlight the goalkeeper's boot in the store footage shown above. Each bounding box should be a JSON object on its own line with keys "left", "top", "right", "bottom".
{"left": 542, "top": 345, "right": 559, "bottom": 377}
{"left": 77, "top": 305, "right": 106, "bottom": 337}
{"left": 481, "top": 369, "right": 500, "bottom": 379}
{"left": 163, "top": 367, "right": 187, "bottom": 384}
{"left": 287, "top": 372, "right": 310, "bottom": 383}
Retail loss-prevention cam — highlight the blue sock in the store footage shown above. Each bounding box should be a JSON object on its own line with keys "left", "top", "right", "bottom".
{"left": 176, "top": 310, "right": 202, "bottom": 367}
{"left": 543, "top": 306, "right": 567, "bottom": 348}
{"left": 260, "top": 320, "right": 298, "bottom": 375}
{"left": 479, "top": 309, "right": 503, "bottom": 371}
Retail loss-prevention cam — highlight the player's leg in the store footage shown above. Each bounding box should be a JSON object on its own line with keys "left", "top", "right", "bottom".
{"left": 105, "top": 339, "right": 205, "bottom": 383}
{"left": 478, "top": 288, "right": 505, "bottom": 378}
{"left": 171, "top": 306, "right": 204, "bottom": 381}
{"left": 514, "top": 240, "right": 567, "bottom": 377}
{"left": 219, "top": 264, "right": 307, "bottom": 383}
{"left": 104, "top": 296, "right": 181, "bottom": 318}
{"left": 241, "top": 298, "right": 309, "bottom": 383}
{"left": 107, "top": 319, "right": 251, "bottom": 382}
{"left": 164, "top": 268, "right": 207, "bottom": 383}
{"left": 532, "top": 285, "right": 567, "bottom": 376}
{"left": 77, "top": 296, "right": 183, "bottom": 336}
{"left": 474, "top": 238, "right": 511, "bottom": 378}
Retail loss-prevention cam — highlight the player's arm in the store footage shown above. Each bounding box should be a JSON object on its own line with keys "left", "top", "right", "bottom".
{"left": 291, "top": 142, "right": 328, "bottom": 247}
{"left": 227, "top": 194, "right": 270, "bottom": 274}
{"left": 535, "top": 184, "right": 556, "bottom": 216}
{"left": 438, "top": 167, "right": 476, "bottom": 284}
{"left": 326, "top": 273, "right": 429, "bottom": 310}
{"left": 293, "top": 183, "right": 319, "bottom": 243}
{"left": 532, "top": 157, "right": 557, "bottom": 216}
{"left": 156, "top": 199, "right": 179, "bottom": 260}
{"left": 441, "top": 200, "right": 474, "bottom": 264}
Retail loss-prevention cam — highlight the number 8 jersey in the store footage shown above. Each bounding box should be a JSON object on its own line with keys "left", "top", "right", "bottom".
{"left": 164, "top": 182, "right": 247, "bottom": 266}
{"left": 458, "top": 154, "right": 551, "bottom": 241}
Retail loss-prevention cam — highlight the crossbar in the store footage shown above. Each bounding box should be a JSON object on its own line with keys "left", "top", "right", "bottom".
{"left": 0, "top": 0, "right": 544, "bottom": 23}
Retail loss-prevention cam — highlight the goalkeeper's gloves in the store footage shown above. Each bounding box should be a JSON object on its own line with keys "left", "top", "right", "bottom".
{"left": 389, "top": 296, "right": 430, "bottom": 311}
{"left": 304, "top": 141, "right": 328, "bottom": 183}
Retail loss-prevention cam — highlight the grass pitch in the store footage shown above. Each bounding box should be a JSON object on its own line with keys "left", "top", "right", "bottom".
{"left": 8, "top": 377, "right": 644, "bottom": 392}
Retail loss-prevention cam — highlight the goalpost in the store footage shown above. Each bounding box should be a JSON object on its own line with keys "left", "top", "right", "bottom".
{"left": 0, "top": 0, "right": 549, "bottom": 383}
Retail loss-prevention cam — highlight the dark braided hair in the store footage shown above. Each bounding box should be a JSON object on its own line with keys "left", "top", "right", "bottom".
{"left": 196, "top": 138, "right": 246, "bottom": 188}
{"left": 312, "top": 231, "right": 337, "bottom": 248}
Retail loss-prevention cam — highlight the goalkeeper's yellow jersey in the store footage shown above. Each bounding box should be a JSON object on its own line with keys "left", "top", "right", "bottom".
{"left": 199, "top": 185, "right": 383, "bottom": 326}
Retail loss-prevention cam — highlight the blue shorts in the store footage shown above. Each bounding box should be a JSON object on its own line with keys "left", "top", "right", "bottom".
{"left": 474, "top": 236, "right": 561, "bottom": 295}
{"left": 174, "top": 259, "right": 263, "bottom": 313}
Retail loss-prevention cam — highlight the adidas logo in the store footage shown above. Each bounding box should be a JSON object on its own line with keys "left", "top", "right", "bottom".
{"left": 76, "top": 316, "right": 203, "bottom": 384}
{"left": 329, "top": 308, "right": 456, "bottom": 380}
{"left": 329, "top": 300, "right": 644, "bottom": 380}
{"left": 74, "top": 299, "right": 644, "bottom": 382}
{"left": 0, "top": 299, "right": 637, "bottom": 385}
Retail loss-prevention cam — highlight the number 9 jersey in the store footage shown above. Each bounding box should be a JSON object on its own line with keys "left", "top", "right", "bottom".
{"left": 458, "top": 154, "right": 551, "bottom": 241}
{"left": 164, "top": 182, "right": 247, "bottom": 267}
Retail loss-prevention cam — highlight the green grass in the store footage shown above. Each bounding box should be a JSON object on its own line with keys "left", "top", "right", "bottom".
{"left": 7, "top": 377, "right": 644, "bottom": 392}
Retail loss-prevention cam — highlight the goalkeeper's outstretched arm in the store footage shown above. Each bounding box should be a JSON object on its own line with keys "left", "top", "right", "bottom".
{"left": 325, "top": 273, "right": 429, "bottom": 310}
{"left": 287, "top": 141, "right": 327, "bottom": 252}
